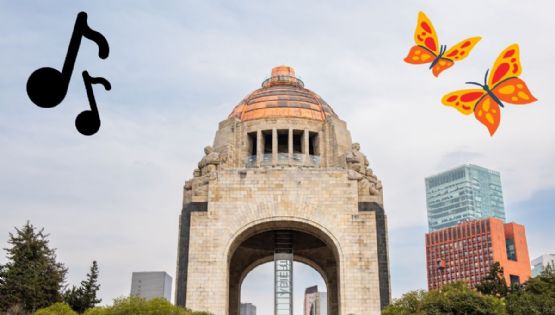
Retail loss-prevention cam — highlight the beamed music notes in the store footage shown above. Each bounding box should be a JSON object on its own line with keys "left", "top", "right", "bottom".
{"left": 26, "top": 11, "right": 111, "bottom": 136}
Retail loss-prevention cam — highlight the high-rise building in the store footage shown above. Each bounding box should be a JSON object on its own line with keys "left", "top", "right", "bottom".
{"left": 426, "top": 218, "right": 531, "bottom": 290}
{"left": 531, "top": 254, "right": 555, "bottom": 277}
{"left": 304, "top": 285, "right": 327, "bottom": 315}
{"left": 240, "top": 303, "right": 256, "bottom": 315}
{"left": 130, "top": 271, "right": 172, "bottom": 301}
{"left": 425, "top": 164, "right": 505, "bottom": 231}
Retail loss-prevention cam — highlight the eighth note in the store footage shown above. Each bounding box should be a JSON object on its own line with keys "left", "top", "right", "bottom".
{"left": 26, "top": 11, "right": 111, "bottom": 136}
{"left": 77, "top": 71, "right": 111, "bottom": 136}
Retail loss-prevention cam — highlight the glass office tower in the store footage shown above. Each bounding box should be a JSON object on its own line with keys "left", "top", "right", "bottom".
{"left": 425, "top": 164, "right": 505, "bottom": 231}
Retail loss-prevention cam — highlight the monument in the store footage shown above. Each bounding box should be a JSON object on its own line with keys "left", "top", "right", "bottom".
{"left": 175, "top": 66, "right": 390, "bottom": 315}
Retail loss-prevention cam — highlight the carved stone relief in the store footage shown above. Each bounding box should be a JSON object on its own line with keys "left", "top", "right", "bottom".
{"left": 346, "top": 143, "right": 383, "bottom": 204}
{"left": 184, "top": 144, "right": 235, "bottom": 203}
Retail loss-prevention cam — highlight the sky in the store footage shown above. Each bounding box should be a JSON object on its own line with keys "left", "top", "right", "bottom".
{"left": 0, "top": 1, "right": 554, "bottom": 314}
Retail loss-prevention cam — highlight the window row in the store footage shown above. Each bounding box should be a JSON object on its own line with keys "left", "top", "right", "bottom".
{"left": 247, "top": 129, "right": 320, "bottom": 156}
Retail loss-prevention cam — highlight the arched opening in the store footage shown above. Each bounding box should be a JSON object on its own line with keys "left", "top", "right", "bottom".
{"left": 241, "top": 261, "right": 328, "bottom": 315}
{"left": 227, "top": 220, "right": 340, "bottom": 315}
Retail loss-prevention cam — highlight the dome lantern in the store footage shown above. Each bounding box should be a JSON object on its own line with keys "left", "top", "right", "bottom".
{"left": 228, "top": 65, "right": 336, "bottom": 122}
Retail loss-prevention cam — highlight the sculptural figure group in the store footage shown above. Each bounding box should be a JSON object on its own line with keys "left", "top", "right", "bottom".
{"left": 183, "top": 145, "right": 234, "bottom": 204}
{"left": 183, "top": 142, "right": 383, "bottom": 205}
{"left": 346, "top": 143, "right": 383, "bottom": 203}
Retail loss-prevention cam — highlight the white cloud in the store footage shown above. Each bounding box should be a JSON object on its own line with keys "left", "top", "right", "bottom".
{"left": 1, "top": 0, "right": 554, "bottom": 308}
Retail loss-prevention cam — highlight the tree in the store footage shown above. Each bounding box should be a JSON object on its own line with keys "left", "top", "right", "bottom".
{"left": 476, "top": 262, "right": 509, "bottom": 297}
{"left": 64, "top": 260, "right": 101, "bottom": 313}
{"left": 424, "top": 282, "right": 506, "bottom": 315}
{"left": 382, "top": 290, "right": 427, "bottom": 315}
{"left": 506, "top": 265, "right": 555, "bottom": 315}
{"left": 33, "top": 302, "right": 77, "bottom": 315}
{"left": 81, "top": 261, "right": 101, "bottom": 307}
{"left": 383, "top": 282, "right": 506, "bottom": 315}
{"left": 63, "top": 287, "right": 83, "bottom": 313}
{"left": 0, "top": 221, "right": 67, "bottom": 313}
{"left": 81, "top": 296, "right": 213, "bottom": 315}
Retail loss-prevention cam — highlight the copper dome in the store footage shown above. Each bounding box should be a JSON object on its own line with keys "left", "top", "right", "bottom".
{"left": 228, "top": 66, "right": 337, "bottom": 121}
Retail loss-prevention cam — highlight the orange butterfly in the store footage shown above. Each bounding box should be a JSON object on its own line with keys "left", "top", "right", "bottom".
{"left": 442, "top": 44, "right": 537, "bottom": 136}
{"left": 404, "top": 11, "right": 481, "bottom": 77}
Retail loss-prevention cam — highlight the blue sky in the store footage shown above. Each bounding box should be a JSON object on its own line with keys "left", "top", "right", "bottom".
{"left": 1, "top": 1, "right": 554, "bottom": 314}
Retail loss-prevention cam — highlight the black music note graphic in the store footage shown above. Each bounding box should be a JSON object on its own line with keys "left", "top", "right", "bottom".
{"left": 26, "top": 11, "right": 111, "bottom": 136}
{"left": 76, "top": 71, "right": 111, "bottom": 136}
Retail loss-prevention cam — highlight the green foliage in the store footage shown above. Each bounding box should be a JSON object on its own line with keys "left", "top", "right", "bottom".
{"left": 382, "top": 290, "right": 427, "bottom": 315}
{"left": 0, "top": 221, "right": 68, "bottom": 313}
{"left": 64, "top": 260, "right": 102, "bottom": 313}
{"left": 476, "top": 262, "right": 509, "bottom": 297}
{"left": 32, "top": 302, "right": 77, "bottom": 315}
{"left": 383, "top": 282, "right": 506, "bottom": 315}
{"left": 426, "top": 282, "right": 506, "bottom": 315}
{"left": 506, "top": 265, "right": 555, "bottom": 315}
{"left": 64, "top": 287, "right": 83, "bottom": 313}
{"left": 83, "top": 296, "right": 212, "bottom": 315}
{"left": 82, "top": 307, "right": 108, "bottom": 315}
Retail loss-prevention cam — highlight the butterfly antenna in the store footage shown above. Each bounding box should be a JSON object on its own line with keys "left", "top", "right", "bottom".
{"left": 483, "top": 69, "right": 490, "bottom": 86}
{"left": 465, "top": 81, "right": 483, "bottom": 87}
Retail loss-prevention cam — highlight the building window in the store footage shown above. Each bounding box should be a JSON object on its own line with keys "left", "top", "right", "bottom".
{"left": 308, "top": 131, "right": 319, "bottom": 155}
{"left": 262, "top": 130, "right": 272, "bottom": 154}
{"left": 292, "top": 130, "right": 303, "bottom": 154}
{"left": 506, "top": 239, "right": 517, "bottom": 261}
{"left": 248, "top": 132, "right": 257, "bottom": 156}
{"left": 510, "top": 275, "right": 520, "bottom": 286}
{"left": 277, "top": 130, "right": 288, "bottom": 154}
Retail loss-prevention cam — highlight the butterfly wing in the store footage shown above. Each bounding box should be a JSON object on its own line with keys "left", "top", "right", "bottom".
{"left": 432, "top": 37, "right": 481, "bottom": 76}
{"left": 414, "top": 11, "right": 440, "bottom": 55}
{"left": 444, "top": 37, "right": 482, "bottom": 62}
{"left": 488, "top": 44, "right": 522, "bottom": 86}
{"left": 432, "top": 58, "right": 454, "bottom": 77}
{"left": 442, "top": 89, "right": 486, "bottom": 114}
{"left": 404, "top": 45, "right": 436, "bottom": 64}
{"left": 492, "top": 77, "right": 537, "bottom": 104}
{"left": 474, "top": 96, "right": 501, "bottom": 136}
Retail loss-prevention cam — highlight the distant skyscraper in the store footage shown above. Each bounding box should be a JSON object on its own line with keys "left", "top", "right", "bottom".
{"left": 304, "top": 285, "right": 327, "bottom": 315}
{"left": 240, "top": 303, "right": 256, "bottom": 315}
{"left": 425, "top": 164, "right": 505, "bottom": 231}
{"left": 426, "top": 218, "right": 531, "bottom": 290}
{"left": 532, "top": 254, "right": 555, "bottom": 277}
{"left": 130, "top": 271, "right": 172, "bottom": 301}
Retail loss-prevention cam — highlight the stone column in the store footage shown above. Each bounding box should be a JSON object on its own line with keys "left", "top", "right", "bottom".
{"left": 256, "top": 129, "right": 262, "bottom": 167}
{"left": 288, "top": 128, "right": 293, "bottom": 161}
{"left": 314, "top": 132, "right": 320, "bottom": 156}
{"left": 303, "top": 129, "right": 309, "bottom": 165}
{"left": 272, "top": 128, "right": 277, "bottom": 165}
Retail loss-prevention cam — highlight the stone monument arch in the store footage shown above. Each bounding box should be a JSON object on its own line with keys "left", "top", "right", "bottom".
{"left": 176, "top": 66, "right": 390, "bottom": 315}
{"left": 227, "top": 218, "right": 342, "bottom": 315}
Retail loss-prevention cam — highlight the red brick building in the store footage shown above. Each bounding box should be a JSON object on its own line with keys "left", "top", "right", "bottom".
{"left": 426, "top": 217, "right": 531, "bottom": 290}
